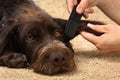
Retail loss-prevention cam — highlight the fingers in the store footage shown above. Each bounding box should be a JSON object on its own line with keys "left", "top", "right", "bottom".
{"left": 66, "top": 0, "right": 74, "bottom": 13}
{"left": 87, "top": 23, "right": 108, "bottom": 33}
{"left": 83, "top": 7, "right": 94, "bottom": 18}
{"left": 67, "top": 0, "right": 89, "bottom": 13}
{"left": 76, "top": 0, "right": 88, "bottom": 13}
{"left": 81, "top": 31, "right": 100, "bottom": 44}
{"left": 66, "top": 0, "right": 77, "bottom": 13}
{"left": 83, "top": 12, "right": 89, "bottom": 18}
{"left": 67, "top": 0, "right": 94, "bottom": 18}
{"left": 85, "top": 7, "right": 94, "bottom": 13}
{"left": 81, "top": 24, "right": 109, "bottom": 45}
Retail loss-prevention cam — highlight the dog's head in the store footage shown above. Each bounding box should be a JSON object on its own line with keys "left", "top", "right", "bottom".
{"left": 2, "top": 9, "right": 77, "bottom": 75}
{"left": 16, "top": 18, "right": 76, "bottom": 75}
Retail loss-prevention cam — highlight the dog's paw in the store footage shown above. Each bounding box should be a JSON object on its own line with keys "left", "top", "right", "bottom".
{"left": 0, "top": 53, "right": 30, "bottom": 68}
{"left": 7, "top": 54, "right": 30, "bottom": 68}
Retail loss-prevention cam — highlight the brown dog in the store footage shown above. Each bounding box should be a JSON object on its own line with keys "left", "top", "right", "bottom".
{"left": 0, "top": 0, "right": 103, "bottom": 75}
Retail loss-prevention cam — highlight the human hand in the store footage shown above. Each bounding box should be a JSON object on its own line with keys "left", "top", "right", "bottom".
{"left": 66, "top": 0, "right": 98, "bottom": 18}
{"left": 81, "top": 23, "right": 120, "bottom": 53}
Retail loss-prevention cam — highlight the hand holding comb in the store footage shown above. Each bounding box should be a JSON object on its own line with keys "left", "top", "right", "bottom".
{"left": 65, "top": 4, "right": 83, "bottom": 38}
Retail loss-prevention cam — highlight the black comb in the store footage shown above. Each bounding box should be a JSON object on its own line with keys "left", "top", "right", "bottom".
{"left": 65, "top": 5, "right": 83, "bottom": 38}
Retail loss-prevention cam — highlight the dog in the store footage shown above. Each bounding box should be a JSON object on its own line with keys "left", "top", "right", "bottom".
{"left": 0, "top": 0, "right": 103, "bottom": 75}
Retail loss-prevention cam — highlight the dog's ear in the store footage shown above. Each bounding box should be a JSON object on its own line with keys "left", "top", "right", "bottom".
{"left": 54, "top": 18, "right": 104, "bottom": 40}
{"left": 75, "top": 20, "right": 104, "bottom": 37}
{"left": 0, "top": 18, "right": 17, "bottom": 55}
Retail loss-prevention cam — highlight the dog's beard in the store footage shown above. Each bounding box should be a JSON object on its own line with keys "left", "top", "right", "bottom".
{"left": 31, "top": 40, "right": 76, "bottom": 75}
{"left": 32, "top": 55, "right": 76, "bottom": 75}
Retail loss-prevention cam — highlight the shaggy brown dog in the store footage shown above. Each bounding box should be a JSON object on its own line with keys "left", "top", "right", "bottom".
{"left": 0, "top": 0, "right": 102, "bottom": 75}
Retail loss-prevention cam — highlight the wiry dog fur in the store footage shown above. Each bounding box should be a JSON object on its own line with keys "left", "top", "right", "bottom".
{"left": 0, "top": 0, "right": 103, "bottom": 75}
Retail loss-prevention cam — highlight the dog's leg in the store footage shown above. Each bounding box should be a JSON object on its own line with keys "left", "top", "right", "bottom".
{"left": 0, "top": 19, "right": 17, "bottom": 55}
{"left": 0, "top": 51, "right": 29, "bottom": 68}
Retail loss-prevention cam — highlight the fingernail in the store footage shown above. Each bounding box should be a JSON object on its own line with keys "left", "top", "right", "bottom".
{"left": 69, "top": 7, "right": 73, "bottom": 13}
{"left": 87, "top": 23, "right": 94, "bottom": 27}
{"left": 70, "top": 9, "right": 72, "bottom": 13}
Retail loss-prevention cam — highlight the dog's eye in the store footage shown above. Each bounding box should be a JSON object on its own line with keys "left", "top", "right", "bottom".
{"left": 54, "top": 31, "right": 62, "bottom": 37}
{"left": 26, "top": 34, "right": 34, "bottom": 41}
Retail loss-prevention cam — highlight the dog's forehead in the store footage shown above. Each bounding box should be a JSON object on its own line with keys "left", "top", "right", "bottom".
{"left": 19, "top": 21, "right": 44, "bottom": 34}
{"left": 18, "top": 19, "right": 60, "bottom": 37}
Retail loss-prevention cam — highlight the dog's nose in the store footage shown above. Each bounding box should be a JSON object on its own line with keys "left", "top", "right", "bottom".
{"left": 50, "top": 52, "right": 66, "bottom": 66}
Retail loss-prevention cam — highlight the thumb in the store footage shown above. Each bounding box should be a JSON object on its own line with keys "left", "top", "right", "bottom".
{"left": 81, "top": 31, "right": 100, "bottom": 44}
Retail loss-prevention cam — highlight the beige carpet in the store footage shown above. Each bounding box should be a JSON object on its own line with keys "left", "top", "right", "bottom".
{"left": 0, "top": 0, "right": 120, "bottom": 80}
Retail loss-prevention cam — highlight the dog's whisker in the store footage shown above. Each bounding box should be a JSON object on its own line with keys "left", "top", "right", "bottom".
{"left": 44, "top": 64, "right": 50, "bottom": 74}
{"left": 48, "top": 65, "right": 52, "bottom": 74}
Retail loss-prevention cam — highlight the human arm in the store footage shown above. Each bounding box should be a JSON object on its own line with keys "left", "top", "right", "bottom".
{"left": 97, "top": 0, "right": 120, "bottom": 25}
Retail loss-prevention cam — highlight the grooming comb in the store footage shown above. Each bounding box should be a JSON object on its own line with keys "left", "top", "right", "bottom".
{"left": 65, "top": 5, "right": 83, "bottom": 38}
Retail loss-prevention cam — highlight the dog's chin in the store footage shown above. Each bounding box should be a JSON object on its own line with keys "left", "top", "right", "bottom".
{"left": 32, "top": 58, "right": 76, "bottom": 75}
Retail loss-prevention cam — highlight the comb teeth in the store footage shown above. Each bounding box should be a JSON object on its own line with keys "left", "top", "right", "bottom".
{"left": 65, "top": 5, "right": 83, "bottom": 38}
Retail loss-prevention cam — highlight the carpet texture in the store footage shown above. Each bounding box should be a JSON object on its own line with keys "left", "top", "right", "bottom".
{"left": 0, "top": 0, "right": 120, "bottom": 80}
